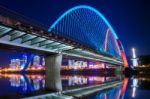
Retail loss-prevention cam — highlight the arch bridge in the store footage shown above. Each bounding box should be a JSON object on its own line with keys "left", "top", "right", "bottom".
{"left": 0, "top": 5, "right": 128, "bottom": 91}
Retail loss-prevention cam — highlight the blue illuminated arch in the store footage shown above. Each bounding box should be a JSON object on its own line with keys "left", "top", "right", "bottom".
{"left": 48, "top": 5, "right": 122, "bottom": 58}
{"left": 49, "top": 5, "right": 118, "bottom": 39}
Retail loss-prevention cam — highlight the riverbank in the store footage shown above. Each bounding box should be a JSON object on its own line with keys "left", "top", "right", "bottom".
{"left": 125, "top": 67, "right": 150, "bottom": 77}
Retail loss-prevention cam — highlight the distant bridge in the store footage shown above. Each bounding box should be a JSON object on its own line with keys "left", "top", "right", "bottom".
{"left": 0, "top": 5, "right": 128, "bottom": 91}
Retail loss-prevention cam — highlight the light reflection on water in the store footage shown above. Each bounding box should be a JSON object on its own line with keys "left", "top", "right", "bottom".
{"left": 0, "top": 73, "right": 122, "bottom": 97}
{"left": 0, "top": 74, "right": 45, "bottom": 95}
{"left": 80, "top": 77, "right": 128, "bottom": 99}
{"left": 61, "top": 75, "right": 121, "bottom": 90}
{"left": 4, "top": 73, "right": 150, "bottom": 99}
{"left": 91, "top": 86, "right": 122, "bottom": 99}
{"left": 5, "top": 73, "right": 150, "bottom": 99}
{"left": 87, "top": 77, "right": 150, "bottom": 99}
{"left": 123, "top": 76, "right": 150, "bottom": 99}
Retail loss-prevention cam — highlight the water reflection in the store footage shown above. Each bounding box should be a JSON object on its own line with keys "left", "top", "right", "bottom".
{"left": 88, "top": 77, "right": 150, "bottom": 99}
{"left": 123, "top": 76, "right": 150, "bottom": 99}
{"left": 0, "top": 73, "right": 45, "bottom": 96}
{"left": 1, "top": 74, "right": 150, "bottom": 99}
{"left": 84, "top": 77, "right": 128, "bottom": 99}
{"left": 88, "top": 76, "right": 150, "bottom": 99}
{"left": 0, "top": 73, "right": 122, "bottom": 97}
{"left": 61, "top": 75, "right": 121, "bottom": 90}
{"left": 93, "top": 86, "right": 121, "bottom": 99}
{"left": 131, "top": 78, "right": 138, "bottom": 98}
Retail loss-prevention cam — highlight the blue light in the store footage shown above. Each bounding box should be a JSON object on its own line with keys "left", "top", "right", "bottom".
{"left": 48, "top": 5, "right": 118, "bottom": 39}
{"left": 22, "top": 54, "right": 34, "bottom": 70}
{"left": 48, "top": 5, "right": 124, "bottom": 58}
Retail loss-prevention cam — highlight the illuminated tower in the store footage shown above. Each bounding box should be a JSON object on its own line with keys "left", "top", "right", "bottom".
{"left": 22, "top": 55, "right": 27, "bottom": 64}
{"left": 33, "top": 55, "right": 40, "bottom": 66}
{"left": 131, "top": 48, "right": 138, "bottom": 68}
{"left": 42, "top": 57, "right": 45, "bottom": 66}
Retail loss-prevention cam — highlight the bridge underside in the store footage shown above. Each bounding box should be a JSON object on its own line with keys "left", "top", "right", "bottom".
{"left": 0, "top": 23, "right": 122, "bottom": 66}
{"left": 0, "top": 6, "right": 127, "bottom": 93}
{"left": 0, "top": 15, "right": 124, "bottom": 92}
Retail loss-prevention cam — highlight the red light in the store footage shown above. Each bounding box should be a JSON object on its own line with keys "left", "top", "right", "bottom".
{"left": 117, "top": 40, "right": 128, "bottom": 68}
{"left": 104, "top": 28, "right": 110, "bottom": 51}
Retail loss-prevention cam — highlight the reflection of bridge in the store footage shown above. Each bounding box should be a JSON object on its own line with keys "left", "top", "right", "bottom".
{"left": 0, "top": 5, "right": 128, "bottom": 91}
{"left": 0, "top": 73, "right": 128, "bottom": 99}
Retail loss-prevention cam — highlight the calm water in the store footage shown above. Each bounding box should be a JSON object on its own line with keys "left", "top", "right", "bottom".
{"left": 0, "top": 74, "right": 120, "bottom": 98}
{"left": 123, "top": 76, "right": 150, "bottom": 99}
{"left": 0, "top": 74, "right": 150, "bottom": 99}
{"left": 84, "top": 76, "right": 150, "bottom": 99}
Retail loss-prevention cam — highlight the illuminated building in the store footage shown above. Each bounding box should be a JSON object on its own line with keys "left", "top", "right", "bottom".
{"left": 9, "top": 59, "right": 21, "bottom": 69}
{"left": 33, "top": 55, "right": 40, "bottom": 67}
{"left": 61, "top": 58, "right": 111, "bottom": 70}
{"left": 131, "top": 48, "right": 138, "bottom": 68}
{"left": 9, "top": 55, "right": 28, "bottom": 70}
{"left": 22, "top": 55, "right": 27, "bottom": 65}
{"left": 42, "top": 57, "right": 45, "bottom": 66}
{"left": 0, "top": 54, "right": 46, "bottom": 72}
{"left": 68, "top": 60, "right": 88, "bottom": 69}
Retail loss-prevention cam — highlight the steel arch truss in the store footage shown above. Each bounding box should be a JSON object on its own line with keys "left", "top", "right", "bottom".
{"left": 49, "top": 5, "right": 121, "bottom": 58}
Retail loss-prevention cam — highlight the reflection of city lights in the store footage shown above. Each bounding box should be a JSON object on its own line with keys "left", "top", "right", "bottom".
{"left": 132, "top": 87, "right": 136, "bottom": 98}
{"left": 131, "top": 78, "right": 138, "bottom": 98}
{"left": 0, "top": 74, "right": 45, "bottom": 92}
{"left": 62, "top": 75, "right": 118, "bottom": 86}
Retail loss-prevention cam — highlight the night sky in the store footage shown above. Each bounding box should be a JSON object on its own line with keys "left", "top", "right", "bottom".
{"left": 0, "top": 0, "right": 150, "bottom": 56}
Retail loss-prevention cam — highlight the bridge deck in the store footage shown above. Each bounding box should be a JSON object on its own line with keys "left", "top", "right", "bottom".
{"left": 0, "top": 15, "right": 123, "bottom": 65}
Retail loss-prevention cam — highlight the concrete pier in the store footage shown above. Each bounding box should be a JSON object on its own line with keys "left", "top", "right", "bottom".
{"left": 45, "top": 54, "right": 62, "bottom": 91}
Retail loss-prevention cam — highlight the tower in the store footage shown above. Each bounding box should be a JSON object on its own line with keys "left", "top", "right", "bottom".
{"left": 131, "top": 48, "right": 138, "bottom": 68}
{"left": 22, "top": 54, "right": 27, "bottom": 65}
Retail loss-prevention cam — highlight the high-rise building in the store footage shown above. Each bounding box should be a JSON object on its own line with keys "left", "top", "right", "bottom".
{"left": 42, "top": 57, "right": 45, "bottom": 66}
{"left": 9, "top": 59, "right": 21, "bottom": 68}
{"left": 22, "top": 55, "right": 27, "bottom": 64}
{"left": 131, "top": 48, "right": 138, "bottom": 68}
{"left": 33, "top": 55, "right": 40, "bottom": 66}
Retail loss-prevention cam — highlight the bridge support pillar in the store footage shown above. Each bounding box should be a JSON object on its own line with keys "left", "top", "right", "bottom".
{"left": 45, "top": 54, "right": 62, "bottom": 92}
